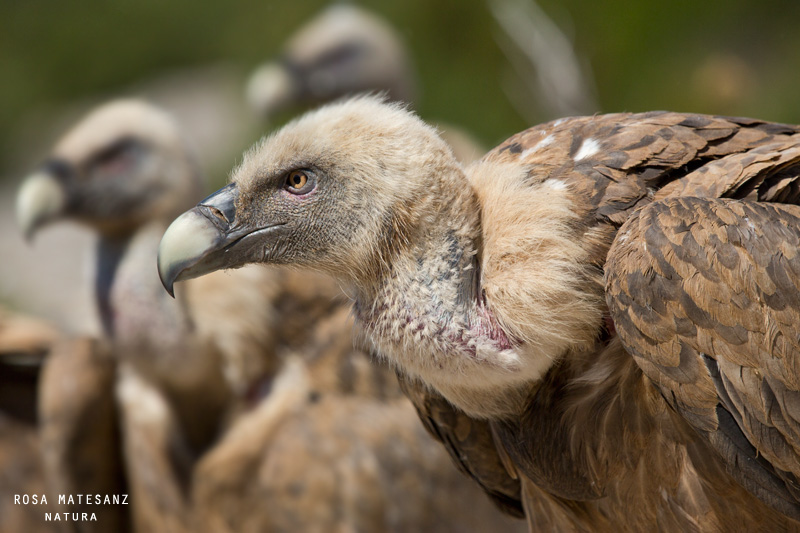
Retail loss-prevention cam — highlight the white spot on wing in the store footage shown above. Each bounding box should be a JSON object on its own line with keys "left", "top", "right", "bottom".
{"left": 575, "top": 138, "right": 601, "bottom": 161}
{"left": 520, "top": 134, "right": 555, "bottom": 159}
{"left": 544, "top": 179, "right": 567, "bottom": 191}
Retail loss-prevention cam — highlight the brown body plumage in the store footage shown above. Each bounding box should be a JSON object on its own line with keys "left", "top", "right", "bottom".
{"left": 19, "top": 99, "right": 522, "bottom": 532}
{"left": 159, "top": 97, "right": 800, "bottom": 530}
{"left": 38, "top": 336, "right": 129, "bottom": 531}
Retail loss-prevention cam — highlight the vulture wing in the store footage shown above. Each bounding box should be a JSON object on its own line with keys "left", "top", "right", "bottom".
{"left": 485, "top": 112, "right": 800, "bottom": 226}
{"left": 475, "top": 111, "right": 800, "bottom": 523}
{"left": 606, "top": 196, "right": 800, "bottom": 520}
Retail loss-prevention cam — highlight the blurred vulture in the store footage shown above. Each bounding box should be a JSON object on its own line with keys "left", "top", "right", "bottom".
{"left": 246, "top": 4, "right": 483, "bottom": 164}
{"left": 17, "top": 100, "right": 523, "bottom": 532}
{"left": 160, "top": 96, "right": 800, "bottom": 531}
{"left": 246, "top": 4, "right": 414, "bottom": 120}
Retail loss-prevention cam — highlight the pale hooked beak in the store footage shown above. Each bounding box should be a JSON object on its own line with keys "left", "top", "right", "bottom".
{"left": 157, "top": 183, "right": 286, "bottom": 297}
{"left": 245, "top": 62, "right": 295, "bottom": 119}
{"left": 16, "top": 171, "right": 66, "bottom": 242}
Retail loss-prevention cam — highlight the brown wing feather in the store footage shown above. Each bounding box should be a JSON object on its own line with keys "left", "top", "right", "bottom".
{"left": 396, "top": 373, "right": 525, "bottom": 517}
{"left": 606, "top": 196, "right": 800, "bottom": 520}
{"left": 485, "top": 112, "right": 800, "bottom": 224}
{"left": 657, "top": 135, "right": 800, "bottom": 202}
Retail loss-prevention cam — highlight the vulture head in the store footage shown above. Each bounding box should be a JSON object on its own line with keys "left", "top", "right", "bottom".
{"left": 159, "top": 96, "right": 468, "bottom": 292}
{"left": 246, "top": 5, "right": 415, "bottom": 120}
{"left": 17, "top": 99, "right": 201, "bottom": 241}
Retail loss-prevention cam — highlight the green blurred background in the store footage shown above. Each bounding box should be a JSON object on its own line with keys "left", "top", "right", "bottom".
{"left": 3, "top": 0, "right": 800, "bottom": 183}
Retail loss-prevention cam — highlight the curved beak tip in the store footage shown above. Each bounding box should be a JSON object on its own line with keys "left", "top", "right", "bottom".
{"left": 158, "top": 265, "right": 176, "bottom": 299}
{"left": 16, "top": 172, "right": 65, "bottom": 244}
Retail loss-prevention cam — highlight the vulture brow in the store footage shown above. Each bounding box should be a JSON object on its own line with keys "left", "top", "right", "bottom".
{"left": 255, "top": 161, "right": 320, "bottom": 184}
{"left": 88, "top": 136, "right": 143, "bottom": 168}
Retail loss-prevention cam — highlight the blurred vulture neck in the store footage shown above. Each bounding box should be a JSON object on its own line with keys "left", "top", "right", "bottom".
{"left": 95, "top": 233, "right": 131, "bottom": 336}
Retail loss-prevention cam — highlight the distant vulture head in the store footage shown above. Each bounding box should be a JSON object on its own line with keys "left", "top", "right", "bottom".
{"left": 158, "top": 96, "right": 467, "bottom": 294}
{"left": 246, "top": 5, "right": 415, "bottom": 120}
{"left": 17, "top": 100, "right": 201, "bottom": 240}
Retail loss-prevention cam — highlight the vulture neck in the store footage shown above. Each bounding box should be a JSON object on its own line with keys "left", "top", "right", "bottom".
{"left": 93, "top": 189, "right": 198, "bottom": 337}
{"left": 353, "top": 175, "right": 523, "bottom": 417}
{"left": 95, "top": 231, "right": 135, "bottom": 336}
{"left": 353, "top": 160, "right": 483, "bottom": 304}
{"left": 94, "top": 220, "right": 178, "bottom": 338}
{"left": 357, "top": 169, "right": 482, "bottom": 310}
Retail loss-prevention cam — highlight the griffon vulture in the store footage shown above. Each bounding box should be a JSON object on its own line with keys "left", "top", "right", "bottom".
{"left": 246, "top": 4, "right": 414, "bottom": 120}
{"left": 245, "top": 4, "right": 483, "bottom": 164}
{"left": 18, "top": 99, "right": 523, "bottom": 532}
{"left": 17, "top": 99, "right": 272, "bottom": 530}
{"left": 159, "top": 95, "right": 800, "bottom": 531}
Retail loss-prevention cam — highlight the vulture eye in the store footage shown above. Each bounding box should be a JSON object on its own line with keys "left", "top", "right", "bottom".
{"left": 90, "top": 137, "right": 141, "bottom": 177}
{"left": 284, "top": 170, "right": 314, "bottom": 195}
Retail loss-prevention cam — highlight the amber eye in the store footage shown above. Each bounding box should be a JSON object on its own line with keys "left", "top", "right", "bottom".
{"left": 284, "top": 170, "right": 314, "bottom": 194}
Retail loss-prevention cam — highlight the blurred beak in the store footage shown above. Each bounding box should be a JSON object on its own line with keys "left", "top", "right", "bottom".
{"left": 245, "top": 61, "right": 295, "bottom": 119}
{"left": 16, "top": 171, "right": 66, "bottom": 242}
{"left": 157, "top": 183, "right": 285, "bottom": 297}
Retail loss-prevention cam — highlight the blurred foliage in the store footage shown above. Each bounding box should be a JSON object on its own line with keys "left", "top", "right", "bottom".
{"left": 2, "top": 0, "right": 800, "bottom": 179}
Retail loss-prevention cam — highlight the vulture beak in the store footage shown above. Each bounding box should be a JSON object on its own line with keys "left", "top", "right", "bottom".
{"left": 245, "top": 62, "right": 295, "bottom": 119}
{"left": 157, "top": 183, "right": 285, "bottom": 297}
{"left": 16, "top": 171, "right": 67, "bottom": 242}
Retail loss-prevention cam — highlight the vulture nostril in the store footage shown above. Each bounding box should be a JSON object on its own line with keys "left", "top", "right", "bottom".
{"left": 208, "top": 206, "right": 229, "bottom": 223}
{"left": 199, "top": 182, "right": 238, "bottom": 223}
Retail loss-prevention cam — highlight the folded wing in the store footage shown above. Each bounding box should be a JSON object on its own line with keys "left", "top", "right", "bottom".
{"left": 606, "top": 196, "right": 800, "bottom": 520}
